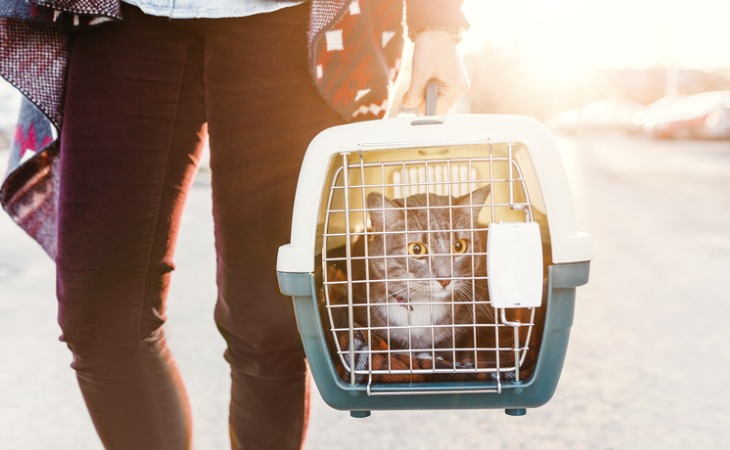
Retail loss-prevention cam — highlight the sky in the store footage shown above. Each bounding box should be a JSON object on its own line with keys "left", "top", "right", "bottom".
{"left": 461, "top": 0, "right": 730, "bottom": 74}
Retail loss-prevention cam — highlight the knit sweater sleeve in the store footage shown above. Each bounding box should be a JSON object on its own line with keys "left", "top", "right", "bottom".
{"left": 404, "top": 0, "right": 469, "bottom": 40}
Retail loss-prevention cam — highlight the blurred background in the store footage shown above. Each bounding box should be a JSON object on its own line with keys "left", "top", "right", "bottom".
{"left": 3, "top": 0, "right": 730, "bottom": 149}
{"left": 460, "top": 0, "right": 730, "bottom": 139}
{"left": 1, "top": 1, "right": 730, "bottom": 448}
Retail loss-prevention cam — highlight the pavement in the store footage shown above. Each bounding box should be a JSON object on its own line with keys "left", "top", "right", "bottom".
{"left": 2, "top": 133, "right": 730, "bottom": 449}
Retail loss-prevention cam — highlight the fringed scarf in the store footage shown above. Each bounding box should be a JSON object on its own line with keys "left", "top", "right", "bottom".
{"left": 0, "top": 0, "right": 466, "bottom": 257}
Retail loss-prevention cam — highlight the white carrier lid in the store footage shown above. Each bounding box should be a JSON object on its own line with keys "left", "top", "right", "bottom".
{"left": 277, "top": 114, "right": 592, "bottom": 274}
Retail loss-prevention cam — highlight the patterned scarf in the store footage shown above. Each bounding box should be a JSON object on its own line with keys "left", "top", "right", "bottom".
{"left": 0, "top": 0, "right": 466, "bottom": 257}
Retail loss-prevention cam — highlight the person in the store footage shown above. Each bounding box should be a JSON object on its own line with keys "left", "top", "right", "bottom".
{"left": 0, "top": 0, "right": 469, "bottom": 448}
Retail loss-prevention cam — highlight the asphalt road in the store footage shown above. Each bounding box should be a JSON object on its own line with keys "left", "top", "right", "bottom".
{"left": 2, "top": 132, "right": 730, "bottom": 449}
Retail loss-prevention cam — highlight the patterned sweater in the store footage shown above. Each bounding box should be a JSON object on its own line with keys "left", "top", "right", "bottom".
{"left": 0, "top": 0, "right": 467, "bottom": 257}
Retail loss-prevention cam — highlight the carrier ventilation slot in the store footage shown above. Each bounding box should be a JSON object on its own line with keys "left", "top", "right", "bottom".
{"left": 392, "top": 164, "right": 479, "bottom": 198}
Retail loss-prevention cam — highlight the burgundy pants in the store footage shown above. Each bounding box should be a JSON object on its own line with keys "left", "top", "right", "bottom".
{"left": 56, "top": 4, "right": 342, "bottom": 449}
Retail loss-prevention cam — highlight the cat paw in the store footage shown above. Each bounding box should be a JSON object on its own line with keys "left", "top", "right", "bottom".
{"left": 415, "top": 353, "right": 447, "bottom": 361}
{"left": 454, "top": 361, "right": 475, "bottom": 369}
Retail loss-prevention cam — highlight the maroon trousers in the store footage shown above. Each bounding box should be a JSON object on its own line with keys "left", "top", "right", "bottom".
{"left": 55, "top": 4, "right": 342, "bottom": 449}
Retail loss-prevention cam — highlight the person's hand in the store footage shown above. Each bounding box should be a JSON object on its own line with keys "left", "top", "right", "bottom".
{"left": 402, "top": 29, "right": 470, "bottom": 115}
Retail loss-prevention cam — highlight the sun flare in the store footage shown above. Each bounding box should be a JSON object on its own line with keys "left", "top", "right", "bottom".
{"left": 461, "top": 0, "right": 730, "bottom": 74}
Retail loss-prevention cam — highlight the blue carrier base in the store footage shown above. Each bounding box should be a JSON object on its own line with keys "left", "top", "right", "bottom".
{"left": 277, "top": 262, "right": 589, "bottom": 417}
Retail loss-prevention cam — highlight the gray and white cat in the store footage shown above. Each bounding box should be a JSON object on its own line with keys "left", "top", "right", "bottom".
{"left": 352, "top": 184, "right": 493, "bottom": 353}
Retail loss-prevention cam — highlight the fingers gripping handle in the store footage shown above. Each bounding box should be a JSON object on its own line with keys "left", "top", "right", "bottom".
{"left": 411, "top": 80, "right": 443, "bottom": 125}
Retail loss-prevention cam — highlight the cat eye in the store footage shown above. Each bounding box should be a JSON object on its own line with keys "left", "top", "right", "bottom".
{"left": 453, "top": 239, "right": 469, "bottom": 254}
{"left": 407, "top": 242, "right": 428, "bottom": 258}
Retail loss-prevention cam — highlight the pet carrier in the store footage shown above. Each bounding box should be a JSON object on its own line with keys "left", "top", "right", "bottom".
{"left": 277, "top": 97, "right": 591, "bottom": 417}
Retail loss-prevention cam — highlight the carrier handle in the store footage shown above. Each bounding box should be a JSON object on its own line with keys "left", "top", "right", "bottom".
{"left": 425, "top": 79, "right": 438, "bottom": 116}
{"left": 411, "top": 80, "right": 444, "bottom": 125}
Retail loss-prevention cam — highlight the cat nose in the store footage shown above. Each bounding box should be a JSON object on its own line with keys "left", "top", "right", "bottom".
{"left": 437, "top": 279, "right": 451, "bottom": 288}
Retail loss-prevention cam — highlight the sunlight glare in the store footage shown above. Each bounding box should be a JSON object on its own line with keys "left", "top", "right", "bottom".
{"left": 462, "top": 0, "right": 730, "bottom": 74}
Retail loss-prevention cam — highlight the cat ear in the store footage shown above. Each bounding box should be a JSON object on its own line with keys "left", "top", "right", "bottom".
{"left": 455, "top": 184, "right": 491, "bottom": 222}
{"left": 367, "top": 192, "right": 402, "bottom": 231}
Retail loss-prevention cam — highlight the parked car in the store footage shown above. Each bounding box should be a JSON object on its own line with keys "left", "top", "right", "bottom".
{"left": 630, "top": 94, "right": 685, "bottom": 135}
{"left": 702, "top": 103, "right": 730, "bottom": 139}
{"left": 648, "top": 91, "right": 730, "bottom": 139}
{"left": 552, "top": 98, "right": 644, "bottom": 134}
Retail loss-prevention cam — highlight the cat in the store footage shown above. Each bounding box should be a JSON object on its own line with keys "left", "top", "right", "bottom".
{"left": 349, "top": 184, "right": 494, "bottom": 356}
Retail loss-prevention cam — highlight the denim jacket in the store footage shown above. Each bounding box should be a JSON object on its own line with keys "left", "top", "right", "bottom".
{"left": 122, "top": 0, "right": 307, "bottom": 19}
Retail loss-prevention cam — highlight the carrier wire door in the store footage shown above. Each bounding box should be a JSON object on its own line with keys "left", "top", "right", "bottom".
{"left": 277, "top": 114, "right": 592, "bottom": 417}
{"left": 321, "top": 144, "right": 540, "bottom": 390}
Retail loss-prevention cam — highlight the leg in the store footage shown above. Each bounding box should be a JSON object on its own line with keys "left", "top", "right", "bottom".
{"left": 199, "top": 5, "right": 344, "bottom": 449}
{"left": 56, "top": 7, "right": 206, "bottom": 449}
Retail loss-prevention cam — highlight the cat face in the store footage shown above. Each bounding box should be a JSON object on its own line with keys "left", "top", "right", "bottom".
{"left": 361, "top": 185, "right": 491, "bottom": 348}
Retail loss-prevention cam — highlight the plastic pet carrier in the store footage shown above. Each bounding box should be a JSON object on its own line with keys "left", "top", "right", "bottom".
{"left": 277, "top": 103, "right": 591, "bottom": 417}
